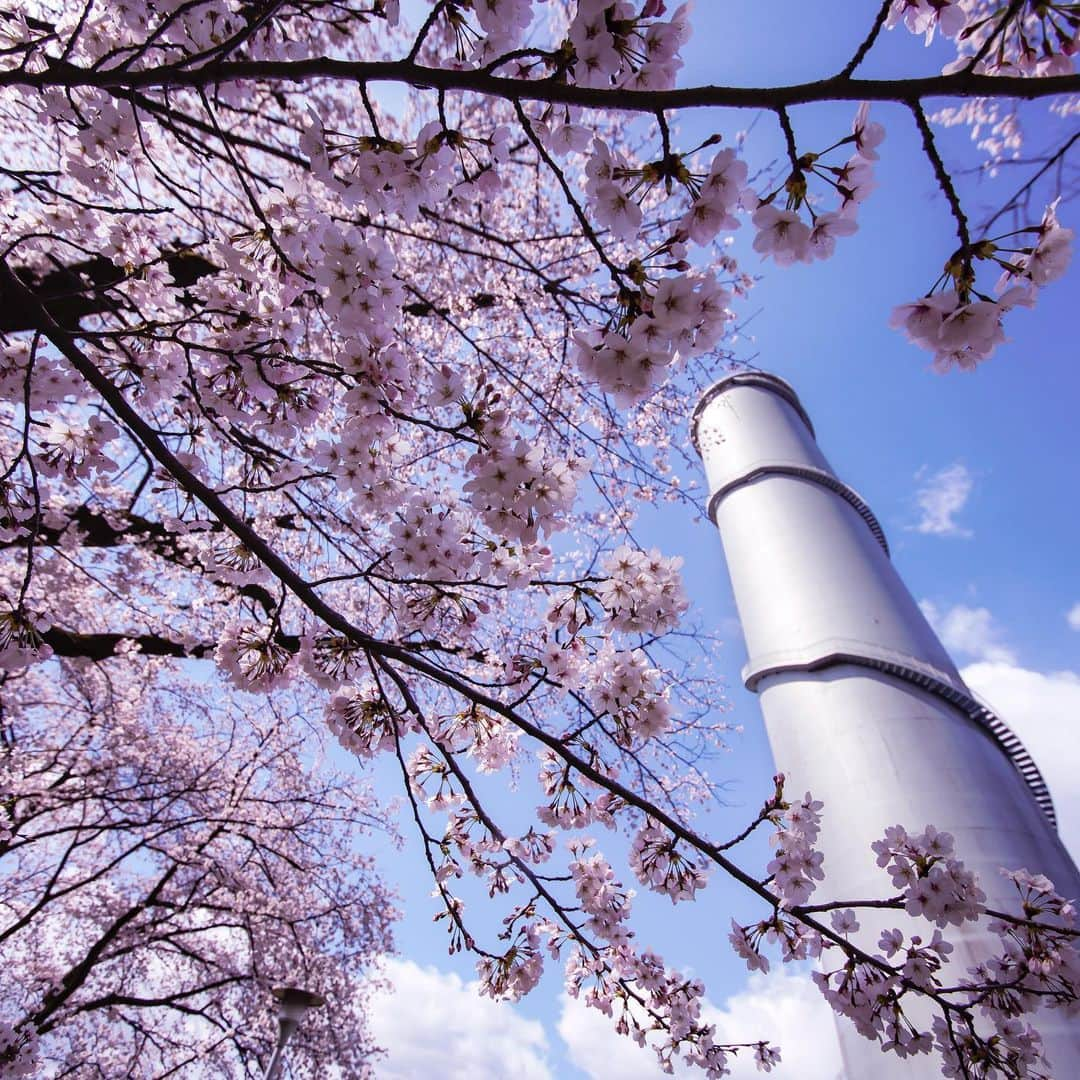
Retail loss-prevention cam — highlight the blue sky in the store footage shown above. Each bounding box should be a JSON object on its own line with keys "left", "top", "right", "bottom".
{"left": 361, "top": 4, "right": 1080, "bottom": 1077}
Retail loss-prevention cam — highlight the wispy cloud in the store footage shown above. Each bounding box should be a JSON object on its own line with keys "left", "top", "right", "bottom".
{"left": 910, "top": 463, "right": 973, "bottom": 537}
{"left": 1067, "top": 603, "right": 1080, "bottom": 631}
{"left": 919, "top": 600, "right": 1017, "bottom": 664}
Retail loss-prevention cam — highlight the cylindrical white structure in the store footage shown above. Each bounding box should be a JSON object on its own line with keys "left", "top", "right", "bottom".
{"left": 692, "top": 372, "right": 1080, "bottom": 1077}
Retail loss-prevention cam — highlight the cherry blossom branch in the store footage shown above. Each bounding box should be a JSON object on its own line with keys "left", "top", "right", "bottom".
{"left": 387, "top": 724, "right": 483, "bottom": 958}
{"left": 964, "top": 0, "right": 1027, "bottom": 73}
{"left": 5, "top": 259, "right": 848, "bottom": 954}
{"left": 983, "top": 906, "right": 1080, "bottom": 937}
{"left": 979, "top": 129, "right": 1080, "bottom": 233}
{"left": 378, "top": 659, "right": 779, "bottom": 1060}
{"left": 2, "top": 58, "right": 1076, "bottom": 108}
{"left": 512, "top": 100, "right": 626, "bottom": 287}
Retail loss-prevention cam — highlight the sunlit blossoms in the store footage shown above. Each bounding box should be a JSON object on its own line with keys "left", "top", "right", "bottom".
{"left": 34, "top": 416, "right": 119, "bottom": 480}
{"left": 388, "top": 495, "right": 477, "bottom": 580}
{"left": 598, "top": 545, "right": 688, "bottom": 634}
{"left": 872, "top": 824, "right": 986, "bottom": 926}
{"left": 326, "top": 686, "right": 421, "bottom": 758}
{"left": 464, "top": 441, "right": 585, "bottom": 543}
{"left": 889, "top": 0, "right": 1080, "bottom": 76}
{"left": 567, "top": 0, "right": 692, "bottom": 89}
{"left": 976, "top": 868, "right": 1080, "bottom": 1019}
{"left": 887, "top": 0, "right": 967, "bottom": 45}
{"left": 630, "top": 821, "right": 709, "bottom": 900}
{"left": 679, "top": 148, "right": 749, "bottom": 244}
{"left": 478, "top": 922, "right": 545, "bottom": 1000}
{"left": 215, "top": 623, "right": 295, "bottom": 693}
{"left": 573, "top": 273, "right": 732, "bottom": 405}
{"left": 583, "top": 643, "right": 673, "bottom": 745}
{"left": 570, "top": 841, "right": 636, "bottom": 945}
{"left": 767, "top": 791, "right": 825, "bottom": 907}
{"left": 749, "top": 101, "right": 883, "bottom": 267}
{"left": 892, "top": 201, "right": 1073, "bottom": 369}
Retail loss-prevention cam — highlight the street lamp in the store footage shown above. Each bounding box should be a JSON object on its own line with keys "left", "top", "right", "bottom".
{"left": 263, "top": 985, "right": 326, "bottom": 1080}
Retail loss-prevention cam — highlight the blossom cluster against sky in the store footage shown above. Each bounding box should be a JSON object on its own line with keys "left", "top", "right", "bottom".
{"left": 363, "top": 3, "right": 1080, "bottom": 1077}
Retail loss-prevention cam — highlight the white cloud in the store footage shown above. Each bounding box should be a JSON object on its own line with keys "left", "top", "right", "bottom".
{"left": 1066, "top": 602, "right": 1080, "bottom": 631}
{"left": 708, "top": 971, "right": 843, "bottom": 1079}
{"left": 917, "top": 601, "right": 1078, "bottom": 854}
{"left": 559, "top": 968, "right": 842, "bottom": 1080}
{"left": 910, "top": 463, "right": 973, "bottom": 537}
{"left": 557, "top": 992, "right": 663, "bottom": 1080}
{"left": 367, "top": 958, "right": 553, "bottom": 1080}
{"left": 919, "top": 601, "right": 1017, "bottom": 664}
{"left": 962, "top": 661, "right": 1080, "bottom": 859}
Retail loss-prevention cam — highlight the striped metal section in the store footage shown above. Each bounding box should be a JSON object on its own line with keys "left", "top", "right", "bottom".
{"left": 707, "top": 462, "right": 890, "bottom": 556}
{"left": 742, "top": 645, "right": 1058, "bottom": 829}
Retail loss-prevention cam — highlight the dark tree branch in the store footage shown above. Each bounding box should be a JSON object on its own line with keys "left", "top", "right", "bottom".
{"left": 0, "top": 248, "right": 528, "bottom": 334}
{"left": 38, "top": 626, "right": 209, "bottom": 659}
{"left": 0, "top": 251, "right": 216, "bottom": 333}
{"left": 1, "top": 58, "right": 1076, "bottom": 109}
{"left": 34, "top": 624, "right": 299, "bottom": 661}
{"left": 0, "top": 505, "right": 291, "bottom": 618}
{"left": 0, "top": 505, "right": 198, "bottom": 554}
{"left": 910, "top": 99, "right": 972, "bottom": 262}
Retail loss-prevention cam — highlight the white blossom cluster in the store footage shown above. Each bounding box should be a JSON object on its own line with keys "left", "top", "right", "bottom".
{"left": 892, "top": 202, "right": 1074, "bottom": 370}
{"left": 629, "top": 821, "right": 709, "bottom": 902}
{"left": 766, "top": 791, "right": 826, "bottom": 908}
{"left": 573, "top": 272, "right": 732, "bottom": 406}
{"left": 597, "top": 544, "right": 688, "bottom": 634}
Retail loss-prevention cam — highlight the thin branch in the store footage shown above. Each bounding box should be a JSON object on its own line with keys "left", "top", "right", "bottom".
{"left": 837, "top": 0, "right": 894, "bottom": 79}
{"left": 979, "top": 129, "right": 1080, "bottom": 234}
{"left": 910, "top": 98, "right": 972, "bottom": 266}
{"left": 775, "top": 106, "right": 799, "bottom": 170}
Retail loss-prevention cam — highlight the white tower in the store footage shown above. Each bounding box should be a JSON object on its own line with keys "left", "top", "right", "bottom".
{"left": 692, "top": 371, "right": 1080, "bottom": 1077}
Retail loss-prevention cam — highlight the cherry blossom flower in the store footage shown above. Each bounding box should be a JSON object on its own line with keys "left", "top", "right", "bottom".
{"left": 887, "top": 0, "right": 967, "bottom": 45}
{"left": 808, "top": 210, "right": 859, "bottom": 260}
{"left": 598, "top": 545, "right": 688, "bottom": 634}
{"left": 752, "top": 204, "right": 812, "bottom": 265}
{"left": 852, "top": 101, "right": 886, "bottom": 160}
{"left": 593, "top": 180, "right": 644, "bottom": 240}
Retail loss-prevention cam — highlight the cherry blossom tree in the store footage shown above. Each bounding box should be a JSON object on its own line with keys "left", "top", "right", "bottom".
{"left": 0, "top": 1, "right": 1078, "bottom": 1077}
{"left": 0, "top": 660, "right": 396, "bottom": 1077}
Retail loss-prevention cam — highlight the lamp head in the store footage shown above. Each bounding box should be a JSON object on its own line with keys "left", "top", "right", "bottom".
{"left": 271, "top": 986, "right": 326, "bottom": 1027}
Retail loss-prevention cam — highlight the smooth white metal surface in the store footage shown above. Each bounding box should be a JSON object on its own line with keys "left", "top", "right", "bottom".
{"left": 694, "top": 373, "right": 1080, "bottom": 1077}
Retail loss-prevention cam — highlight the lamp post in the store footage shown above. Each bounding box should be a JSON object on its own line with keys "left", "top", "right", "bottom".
{"left": 263, "top": 986, "right": 326, "bottom": 1080}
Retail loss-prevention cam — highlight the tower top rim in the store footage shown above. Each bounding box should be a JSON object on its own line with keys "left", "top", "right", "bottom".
{"left": 690, "top": 370, "right": 815, "bottom": 454}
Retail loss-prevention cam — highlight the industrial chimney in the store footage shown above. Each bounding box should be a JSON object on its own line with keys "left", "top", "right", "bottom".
{"left": 692, "top": 371, "right": 1080, "bottom": 1077}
